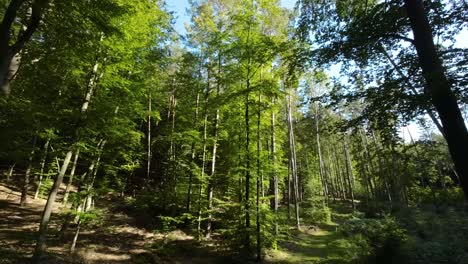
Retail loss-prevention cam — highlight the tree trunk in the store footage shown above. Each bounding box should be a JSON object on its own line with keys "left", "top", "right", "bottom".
{"left": 20, "top": 135, "right": 36, "bottom": 206}
{"left": 197, "top": 82, "right": 209, "bottom": 240}
{"left": 314, "top": 103, "right": 328, "bottom": 204}
{"left": 34, "top": 55, "right": 101, "bottom": 261}
{"left": 206, "top": 54, "right": 221, "bottom": 238}
{"left": 1, "top": 0, "right": 49, "bottom": 95}
{"left": 187, "top": 92, "right": 200, "bottom": 211}
{"left": 343, "top": 137, "right": 355, "bottom": 210}
{"left": 62, "top": 149, "right": 80, "bottom": 205}
{"left": 287, "top": 90, "right": 300, "bottom": 229}
{"left": 256, "top": 93, "right": 262, "bottom": 261}
{"left": 269, "top": 97, "right": 278, "bottom": 236}
{"left": 360, "top": 128, "right": 375, "bottom": 198}
{"left": 147, "top": 92, "right": 152, "bottom": 183}
{"left": 34, "top": 138, "right": 50, "bottom": 200}
{"left": 33, "top": 150, "right": 73, "bottom": 260}
{"left": 70, "top": 219, "right": 81, "bottom": 253}
{"left": 0, "top": 0, "right": 25, "bottom": 95}
{"left": 404, "top": 0, "right": 468, "bottom": 200}
{"left": 7, "top": 163, "right": 15, "bottom": 181}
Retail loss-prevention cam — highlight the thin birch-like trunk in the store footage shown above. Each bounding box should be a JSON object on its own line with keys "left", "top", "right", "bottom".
{"left": 34, "top": 138, "right": 50, "bottom": 200}
{"left": 62, "top": 149, "right": 80, "bottom": 205}
{"left": 206, "top": 63, "right": 220, "bottom": 238}
{"left": 34, "top": 53, "right": 102, "bottom": 261}
{"left": 314, "top": 103, "right": 328, "bottom": 204}
{"left": 256, "top": 93, "right": 262, "bottom": 261}
{"left": 147, "top": 92, "right": 152, "bottom": 183}
{"left": 187, "top": 92, "right": 200, "bottom": 211}
{"left": 287, "top": 90, "right": 300, "bottom": 229}
{"left": 20, "top": 135, "right": 37, "bottom": 206}
{"left": 269, "top": 97, "right": 278, "bottom": 236}
{"left": 197, "top": 79, "right": 209, "bottom": 240}
{"left": 343, "top": 137, "right": 355, "bottom": 210}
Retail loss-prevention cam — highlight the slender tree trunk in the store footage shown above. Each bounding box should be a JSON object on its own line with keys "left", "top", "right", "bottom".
{"left": 20, "top": 135, "right": 37, "bottom": 206}
{"left": 34, "top": 55, "right": 101, "bottom": 261}
{"left": 62, "top": 149, "right": 79, "bottom": 205}
{"left": 187, "top": 92, "right": 200, "bottom": 211}
{"left": 314, "top": 103, "right": 328, "bottom": 204}
{"left": 287, "top": 160, "right": 291, "bottom": 220}
{"left": 7, "top": 163, "right": 15, "bottom": 181}
{"left": 244, "top": 89, "right": 252, "bottom": 250}
{"left": 269, "top": 97, "right": 278, "bottom": 236}
{"left": 287, "top": 90, "right": 300, "bottom": 229}
{"left": 256, "top": 93, "right": 262, "bottom": 261}
{"left": 147, "top": 92, "right": 152, "bottom": 183}
{"left": 34, "top": 150, "right": 73, "bottom": 260}
{"left": 70, "top": 219, "right": 81, "bottom": 253}
{"left": 197, "top": 83, "right": 209, "bottom": 240}
{"left": 404, "top": 0, "right": 468, "bottom": 200}
{"left": 34, "top": 138, "right": 50, "bottom": 200}
{"left": 169, "top": 83, "right": 178, "bottom": 197}
{"left": 343, "top": 137, "right": 355, "bottom": 210}
{"left": 332, "top": 144, "right": 346, "bottom": 201}
{"left": 206, "top": 58, "right": 221, "bottom": 238}
{"left": 360, "top": 129, "right": 375, "bottom": 198}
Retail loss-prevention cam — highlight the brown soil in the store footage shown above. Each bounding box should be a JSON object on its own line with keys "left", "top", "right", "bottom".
{"left": 0, "top": 183, "right": 237, "bottom": 264}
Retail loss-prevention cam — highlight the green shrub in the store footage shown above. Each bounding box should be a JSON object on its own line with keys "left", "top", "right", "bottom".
{"left": 397, "top": 208, "right": 468, "bottom": 264}
{"left": 303, "top": 206, "right": 332, "bottom": 224}
{"left": 339, "top": 216, "right": 407, "bottom": 264}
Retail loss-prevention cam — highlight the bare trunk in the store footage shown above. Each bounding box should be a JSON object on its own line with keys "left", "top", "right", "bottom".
{"left": 7, "top": 163, "right": 15, "bottom": 181}
{"left": 197, "top": 81, "right": 209, "bottom": 240}
{"left": 269, "top": 97, "right": 278, "bottom": 236}
{"left": 314, "top": 103, "right": 328, "bottom": 204}
{"left": 34, "top": 138, "right": 50, "bottom": 200}
{"left": 244, "top": 78, "right": 251, "bottom": 251}
{"left": 404, "top": 0, "right": 468, "bottom": 201}
{"left": 70, "top": 219, "right": 81, "bottom": 253}
{"left": 206, "top": 66, "right": 220, "bottom": 238}
{"left": 256, "top": 93, "right": 262, "bottom": 261}
{"left": 187, "top": 92, "right": 200, "bottom": 211}
{"left": 34, "top": 55, "right": 101, "bottom": 261}
{"left": 287, "top": 90, "right": 300, "bottom": 229}
{"left": 147, "top": 93, "right": 152, "bottom": 183}
{"left": 343, "top": 137, "right": 355, "bottom": 210}
{"left": 62, "top": 149, "right": 79, "bottom": 205}
{"left": 33, "top": 150, "right": 73, "bottom": 260}
{"left": 20, "top": 135, "right": 36, "bottom": 206}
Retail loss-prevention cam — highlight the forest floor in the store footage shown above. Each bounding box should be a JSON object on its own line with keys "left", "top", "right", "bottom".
{"left": 0, "top": 182, "right": 352, "bottom": 264}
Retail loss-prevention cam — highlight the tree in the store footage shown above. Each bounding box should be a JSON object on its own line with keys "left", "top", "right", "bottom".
{"left": 0, "top": 0, "right": 49, "bottom": 95}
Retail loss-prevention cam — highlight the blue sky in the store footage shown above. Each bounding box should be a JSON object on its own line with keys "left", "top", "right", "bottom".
{"left": 166, "top": 0, "right": 297, "bottom": 35}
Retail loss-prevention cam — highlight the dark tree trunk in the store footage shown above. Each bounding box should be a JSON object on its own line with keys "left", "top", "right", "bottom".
{"left": 404, "top": 0, "right": 468, "bottom": 200}
{"left": 1, "top": 0, "right": 48, "bottom": 95}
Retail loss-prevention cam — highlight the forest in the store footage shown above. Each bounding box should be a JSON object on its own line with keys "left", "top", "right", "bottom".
{"left": 0, "top": 0, "right": 467, "bottom": 263}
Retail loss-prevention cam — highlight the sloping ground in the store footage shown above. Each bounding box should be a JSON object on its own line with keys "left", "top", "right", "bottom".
{"left": 0, "top": 183, "right": 357, "bottom": 264}
{"left": 0, "top": 183, "right": 243, "bottom": 264}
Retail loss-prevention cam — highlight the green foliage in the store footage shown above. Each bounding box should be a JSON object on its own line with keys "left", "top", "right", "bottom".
{"left": 303, "top": 206, "right": 332, "bottom": 224}
{"left": 339, "top": 216, "right": 407, "bottom": 263}
{"left": 396, "top": 208, "right": 468, "bottom": 264}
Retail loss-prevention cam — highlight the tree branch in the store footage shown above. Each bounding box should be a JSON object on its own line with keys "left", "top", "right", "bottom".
{"left": 10, "top": 0, "right": 49, "bottom": 55}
